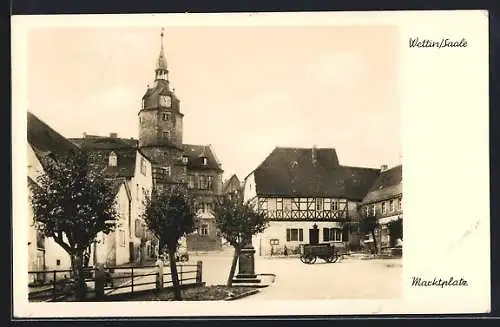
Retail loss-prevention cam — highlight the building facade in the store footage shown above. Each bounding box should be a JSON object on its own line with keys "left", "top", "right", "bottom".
{"left": 69, "top": 134, "right": 155, "bottom": 265}
{"left": 360, "top": 164, "right": 403, "bottom": 253}
{"left": 243, "top": 146, "right": 381, "bottom": 256}
{"left": 27, "top": 112, "right": 80, "bottom": 281}
{"left": 137, "top": 30, "right": 224, "bottom": 251}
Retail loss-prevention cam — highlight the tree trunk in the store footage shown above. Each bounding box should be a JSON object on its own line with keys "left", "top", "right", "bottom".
{"left": 168, "top": 246, "right": 182, "bottom": 301}
{"left": 371, "top": 229, "right": 378, "bottom": 255}
{"left": 70, "top": 252, "right": 87, "bottom": 301}
{"left": 227, "top": 247, "right": 240, "bottom": 287}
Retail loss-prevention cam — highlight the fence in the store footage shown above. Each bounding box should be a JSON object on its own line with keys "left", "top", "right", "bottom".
{"left": 28, "top": 261, "right": 203, "bottom": 302}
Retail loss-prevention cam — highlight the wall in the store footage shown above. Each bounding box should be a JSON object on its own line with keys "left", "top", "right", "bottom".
{"left": 242, "top": 173, "right": 257, "bottom": 203}
{"left": 252, "top": 221, "right": 344, "bottom": 256}
{"left": 127, "top": 150, "right": 154, "bottom": 263}
{"left": 139, "top": 109, "right": 183, "bottom": 149}
{"left": 114, "top": 184, "right": 130, "bottom": 266}
{"left": 185, "top": 168, "right": 224, "bottom": 251}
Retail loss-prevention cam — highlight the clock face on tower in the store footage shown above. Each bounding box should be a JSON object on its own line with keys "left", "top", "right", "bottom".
{"left": 160, "top": 95, "right": 171, "bottom": 108}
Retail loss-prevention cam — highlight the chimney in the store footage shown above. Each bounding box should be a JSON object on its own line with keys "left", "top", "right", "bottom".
{"left": 380, "top": 164, "right": 388, "bottom": 172}
{"left": 83, "top": 132, "right": 87, "bottom": 138}
{"left": 312, "top": 145, "right": 317, "bottom": 166}
{"left": 109, "top": 133, "right": 118, "bottom": 138}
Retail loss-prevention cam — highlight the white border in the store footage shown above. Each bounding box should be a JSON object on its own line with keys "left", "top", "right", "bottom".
{"left": 12, "top": 10, "right": 490, "bottom": 317}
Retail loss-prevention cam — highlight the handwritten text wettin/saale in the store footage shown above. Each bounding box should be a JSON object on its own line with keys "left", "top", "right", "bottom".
{"left": 409, "top": 37, "right": 468, "bottom": 48}
{"left": 411, "top": 276, "right": 468, "bottom": 288}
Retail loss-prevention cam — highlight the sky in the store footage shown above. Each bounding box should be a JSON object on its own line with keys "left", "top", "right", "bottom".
{"left": 27, "top": 25, "right": 401, "bottom": 181}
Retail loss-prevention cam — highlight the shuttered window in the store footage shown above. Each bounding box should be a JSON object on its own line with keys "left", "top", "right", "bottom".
{"left": 286, "top": 228, "right": 303, "bottom": 241}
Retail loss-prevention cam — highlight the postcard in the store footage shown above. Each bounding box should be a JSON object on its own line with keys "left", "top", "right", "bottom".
{"left": 11, "top": 10, "right": 490, "bottom": 318}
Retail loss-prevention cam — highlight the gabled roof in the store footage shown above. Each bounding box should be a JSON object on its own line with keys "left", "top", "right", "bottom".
{"left": 222, "top": 174, "right": 240, "bottom": 194}
{"left": 69, "top": 136, "right": 138, "bottom": 178}
{"left": 183, "top": 144, "right": 223, "bottom": 172}
{"left": 362, "top": 165, "right": 402, "bottom": 204}
{"left": 108, "top": 177, "right": 131, "bottom": 199}
{"left": 253, "top": 147, "right": 380, "bottom": 200}
{"left": 27, "top": 112, "right": 79, "bottom": 158}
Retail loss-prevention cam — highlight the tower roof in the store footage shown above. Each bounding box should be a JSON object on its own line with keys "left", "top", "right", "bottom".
{"left": 156, "top": 28, "right": 168, "bottom": 71}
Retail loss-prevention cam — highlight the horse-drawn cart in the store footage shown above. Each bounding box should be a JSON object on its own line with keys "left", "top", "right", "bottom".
{"left": 299, "top": 243, "right": 340, "bottom": 264}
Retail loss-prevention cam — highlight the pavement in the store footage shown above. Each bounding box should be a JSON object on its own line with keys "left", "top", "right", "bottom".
{"left": 187, "top": 253, "right": 402, "bottom": 300}
{"left": 30, "top": 251, "right": 402, "bottom": 301}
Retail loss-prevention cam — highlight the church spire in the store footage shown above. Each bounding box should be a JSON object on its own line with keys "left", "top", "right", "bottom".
{"left": 155, "top": 28, "right": 169, "bottom": 81}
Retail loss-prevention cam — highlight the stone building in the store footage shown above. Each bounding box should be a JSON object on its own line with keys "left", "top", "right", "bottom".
{"left": 243, "top": 146, "right": 381, "bottom": 256}
{"left": 360, "top": 164, "right": 403, "bottom": 253}
{"left": 137, "top": 29, "right": 224, "bottom": 251}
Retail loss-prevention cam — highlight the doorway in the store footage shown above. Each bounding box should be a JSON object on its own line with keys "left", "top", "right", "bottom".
{"left": 309, "top": 224, "right": 319, "bottom": 245}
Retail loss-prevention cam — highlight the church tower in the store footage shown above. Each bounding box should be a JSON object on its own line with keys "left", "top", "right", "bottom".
{"left": 138, "top": 29, "right": 187, "bottom": 190}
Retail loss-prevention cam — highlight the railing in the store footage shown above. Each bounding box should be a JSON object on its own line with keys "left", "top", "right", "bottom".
{"left": 28, "top": 261, "right": 203, "bottom": 302}
{"left": 28, "top": 267, "right": 96, "bottom": 302}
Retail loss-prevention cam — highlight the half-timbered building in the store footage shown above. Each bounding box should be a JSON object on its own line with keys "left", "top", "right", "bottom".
{"left": 243, "top": 146, "right": 380, "bottom": 256}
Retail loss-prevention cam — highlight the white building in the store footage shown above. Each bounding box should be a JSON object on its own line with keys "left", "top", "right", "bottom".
{"left": 69, "top": 133, "right": 155, "bottom": 265}
{"left": 243, "top": 146, "right": 381, "bottom": 256}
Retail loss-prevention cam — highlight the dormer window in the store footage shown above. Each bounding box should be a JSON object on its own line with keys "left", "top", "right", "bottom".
{"left": 163, "top": 131, "right": 170, "bottom": 140}
{"left": 109, "top": 151, "right": 117, "bottom": 167}
{"left": 182, "top": 155, "right": 189, "bottom": 165}
{"left": 162, "top": 112, "right": 171, "bottom": 121}
{"left": 201, "top": 157, "right": 207, "bottom": 166}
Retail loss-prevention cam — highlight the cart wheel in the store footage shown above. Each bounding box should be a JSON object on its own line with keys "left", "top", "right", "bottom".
{"left": 304, "top": 256, "right": 316, "bottom": 264}
{"left": 326, "top": 255, "right": 339, "bottom": 263}
{"left": 299, "top": 255, "right": 308, "bottom": 264}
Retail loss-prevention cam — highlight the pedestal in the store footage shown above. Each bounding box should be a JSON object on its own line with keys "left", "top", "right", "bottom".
{"left": 233, "top": 246, "right": 261, "bottom": 284}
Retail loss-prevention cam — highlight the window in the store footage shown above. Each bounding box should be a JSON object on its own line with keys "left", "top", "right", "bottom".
{"left": 163, "top": 166, "right": 171, "bottom": 176}
{"left": 141, "top": 99, "right": 145, "bottom": 109}
{"left": 199, "top": 175, "right": 212, "bottom": 190}
{"left": 207, "top": 176, "right": 213, "bottom": 190}
{"left": 286, "top": 228, "right": 303, "bottom": 242}
{"left": 140, "top": 158, "right": 147, "bottom": 175}
{"left": 323, "top": 198, "right": 331, "bottom": 211}
{"left": 316, "top": 198, "right": 323, "bottom": 211}
{"left": 276, "top": 198, "right": 283, "bottom": 211}
{"left": 119, "top": 230, "right": 125, "bottom": 247}
{"left": 199, "top": 175, "right": 206, "bottom": 189}
{"left": 162, "top": 112, "right": 171, "bottom": 121}
{"left": 108, "top": 151, "right": 117, "bottom": 167}
{"left": 332, "top": 200, "right": 339, "bottom": 211}
{"left": 371, "top": 204, "right": 376, "bottom": 216}
{"left": 188, "top": 175, "right": 195, "bottom": 189}
{"left": 56, "top": 259, "right": 61, "bottom": 266}
{"left": 200, "top": 224, "right": 209, "bottom": 236}
{"left": 299, "top": 198, "right": 308, "bottom": 210}
{"left": 201, "top": 157, "right": 208, "bottom": 165}
{"left": 398, "top": 198, "right": 402, "bottom": 210}
{"left": 36, "top": 230, "right": 45, "bottom": 250}
{"left": 163, "top": 131, "right": 170, "bottom": 140}
{"left": 136, "top": 184, "right": 139, "bottom": 201}
{"left": 323, "top": 228, "right": 342, "bottom": 242}
{"left": 389, "top": 200, "right": 395, "bottom": 212}
{"left": 382, "top": 202, "right": 386, "bottom": 214}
